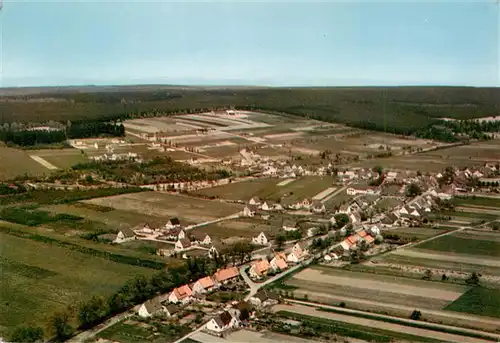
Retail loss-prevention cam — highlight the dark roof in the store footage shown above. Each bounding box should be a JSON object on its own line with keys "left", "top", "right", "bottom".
{"left": 120, "top": 228, "right": 135, "bottom": 238}
{"left": 169, "top": 217, "right": 180, "bottom": 225}
{"left": 215, "top": 311, "right": 233, "bottom": 327}
{"left": 165, "top": 304, "right": 180, "bottom": 315}
{"left": 190, "top": 231, "right": 209, "bottom": 240}
{"left": 143, "top": 299, "right": 162, "bottom": 314}
{"left": 254, "top": 289, "right": 279, "bottom": 302}
{"left": 246, "top": 204, "right": 259, "bottom": 212}
{"left": 178, "top": 238, "right": 191, "bottom": 247}
{"left": 235, "top": 301, "right": 252, "bottom": 312}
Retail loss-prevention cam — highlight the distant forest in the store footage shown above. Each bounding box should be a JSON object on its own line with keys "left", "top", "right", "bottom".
{"left": 0, "top": 86, "right": 499, "bottom": 142}
{"left": 0, "top": 120, "right": 125, "bottom": 146}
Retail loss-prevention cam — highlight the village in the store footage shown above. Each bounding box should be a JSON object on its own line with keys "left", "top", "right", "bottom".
{"left": 91, "top": 157, "right": 500, "bottom": 343}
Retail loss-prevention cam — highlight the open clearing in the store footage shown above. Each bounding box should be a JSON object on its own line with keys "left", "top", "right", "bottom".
{"left": 273, "top": 304, "right": 492, "bottom": 343}
{"left": 192, "top": 178, "right": 279, "bottom": 201}
{"left": 195, "top": 218, "right": 272, "bottom": 239}
{"left": 387, "top": 227, "right": 450, "bottom": 240}
{"left": 190, "top": 330, "right": 316, "bottom": 343}
{"left": 0, "top": 146, "right": 48, "bottom": 180}
{"left": 30, "top": 148, "right": 88, "bottom": 169}
{"left": 0, "top": 231, "right": 153, "bottom": 337}
{"left": 84, "top": 192, "right": 242, "bottom": 223}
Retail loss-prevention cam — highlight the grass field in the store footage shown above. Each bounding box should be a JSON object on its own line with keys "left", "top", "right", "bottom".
{"left": 192, "top": 178, "right": 280, "bottom": 201}
{"left": 453, "top": 196, "right": 500, "bottom": 208}
{"left": 0, "top": 231, "right": 154, "bottom": 336}
{"left": 196, "top": 218, "right": 273, "bottom": 239}
{"left": 30, "top": 148, "right": 88, "bottom": 169}
{"left": 41, "top": 203, "right": 166, "bottom": 231}
{"left": 416, "top": 232, "right": 500, "bottom": 257}
{"left": 84, "top": 192, "right": 243, "bottom": 223}
{"left": 0, "top": 146, "right": 48, "bottom": 180}
{"left": 387, "top": 227, "right": 450, "bottom": 241}
{"left": 445, "top": 287, "right": 500, "bottom": 318}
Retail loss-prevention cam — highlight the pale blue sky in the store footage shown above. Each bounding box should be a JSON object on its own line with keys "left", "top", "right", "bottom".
{"left": 1, "top": 1, "right": 499, "bottom": 87}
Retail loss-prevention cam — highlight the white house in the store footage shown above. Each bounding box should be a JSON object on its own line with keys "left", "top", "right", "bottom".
{"left": 260, "top": 202, "right": 270, "bottom": 211}
{"left": 386, "top": 171, "right": 398, "bottom": 181}
{"left": 114, "top": 228, "right": 136, "bottom": 243}
{"left": 307, "top": 227, "right": 318, "bottom": 237}
{"left": 208, "top": 246, "right": 219, "bottom": 259}
{"left": 175, "top": 238, "right": 191, "bottom": 252}
{"left": 138, "top": 299, "right": 163, "bottom": 318}
{"left": 190, "top": 232, "right": 212, "bottom": 246}
{"left": 287, "top": 242, "right": 308, "bottom": 263}
{"left": 249, "top": 289, "right": 280, "bottom": 308}
{"left": 165, "top": 228, "right": 186, "bottom": 241}
{"left": 206, "top": 311, "right": 239, "bottom": 334}
{"left": 242, "top": 205, "right": 257, "bottom": 217}
{"left": 311, "top": 200, "right": 326, "bottom": 213}
{"left": 248, "top": 197, "right": 261, "bottom": 206}
{"left": 165, "top": 217, "right": 181, "bottom": 230}
{"left": 252, "top": 232, "right": 269, "bottom": 245}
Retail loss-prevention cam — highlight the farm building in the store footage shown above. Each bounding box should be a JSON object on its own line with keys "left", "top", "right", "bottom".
{"left": 113, "top": 228, "right": 136, "bottom": 243}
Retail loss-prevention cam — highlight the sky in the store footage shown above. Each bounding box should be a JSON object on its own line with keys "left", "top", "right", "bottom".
{"left": 1, "top": 0, "right": 499, "bottom": 87}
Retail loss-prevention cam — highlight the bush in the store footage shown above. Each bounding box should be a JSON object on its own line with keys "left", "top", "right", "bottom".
{"left": 10, "top": 326, "right": 44, "bottom": 342}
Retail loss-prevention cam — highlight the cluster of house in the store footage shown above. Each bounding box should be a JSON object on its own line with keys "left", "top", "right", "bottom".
{"left": 242, "top": 196, "right": 325, "bottom": 218}
{"left": 338, "top": 229, "right": 376, "bottom": 254}
{"left": 137, "top": 266, "right": 241, "bottom": 318}
{"left": 249, "top": 243, "right": 309, "bottom": 280}
{"left": 205, "top": 289, "right": 280, "bottom": 336}
{"left": 142, "top": 177, "right": 232, "bottom": 192}
{"left": 114, "top": 218, "right": 219, "bottom": 257}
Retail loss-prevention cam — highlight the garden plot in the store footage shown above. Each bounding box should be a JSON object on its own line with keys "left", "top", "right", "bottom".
{"left": 83, "top": 192, "right": 243, "bottom": 223}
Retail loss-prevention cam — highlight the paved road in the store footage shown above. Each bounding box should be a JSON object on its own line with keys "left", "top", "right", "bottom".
{"left": 276, "top": 301, "right": 500, "bottom": 343}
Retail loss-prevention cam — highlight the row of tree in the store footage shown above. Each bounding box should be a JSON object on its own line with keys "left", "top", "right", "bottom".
{"left": 0, "top": 128, "right": 67, "bottom": 146}
{"left": 67, "top": 121, "right": 125, "bottom": 139}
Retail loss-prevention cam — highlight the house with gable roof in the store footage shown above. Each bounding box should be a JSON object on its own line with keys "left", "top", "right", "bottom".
{"left": 114, "top": 228, "right": 136, "bottom": 243}
{"left": 168, "top": 284, "right": 193, "bottom": 304}
{"left": 252, "top": 232, "right": 269, "bottom": 246}
{"left": 205, "top": 311, "right": 239, "bottom": 334}
{"left": 138, "top": 298, "right": 163, "bottom": 318}
{"left": 192, "top": 276, "right": 218, "bottom": 294}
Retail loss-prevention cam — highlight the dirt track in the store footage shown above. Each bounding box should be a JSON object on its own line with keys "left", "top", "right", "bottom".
{"left": 273, "top": 304, "right": 497, "bottom": 343}
{"left": 294, "top": 268, "right": 464, "bottom": 301}
{"left": 392, "top": 249, "right": 500, "bottom": 268}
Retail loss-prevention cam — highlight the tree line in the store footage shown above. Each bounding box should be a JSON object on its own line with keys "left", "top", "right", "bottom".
{"left": 0, "top": 119, "right": 125, "bottom": 146}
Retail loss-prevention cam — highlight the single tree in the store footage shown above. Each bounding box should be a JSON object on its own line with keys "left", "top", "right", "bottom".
{"left": 410, "top": 310, "right": 422, "bottom": 320}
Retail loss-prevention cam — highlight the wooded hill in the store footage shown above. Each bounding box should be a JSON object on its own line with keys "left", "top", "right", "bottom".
{"left": 1, "top": 86, "right": 499, "bottom": 137}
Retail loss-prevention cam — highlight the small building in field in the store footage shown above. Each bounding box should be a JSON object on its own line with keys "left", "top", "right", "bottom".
{"left": 242, "top": 205, "right": 258, "bottom": 217}
{"left": 252, "top": 232, "right": 269, "bottom": 245}
{"left": 248, "top": 196, "right": 261, "bottom": 206}
{"left": 114, "top": 228, "right": 136, "bottom": 243}
{"left": 165, "top": 217, "right": 181, "bottom": 229}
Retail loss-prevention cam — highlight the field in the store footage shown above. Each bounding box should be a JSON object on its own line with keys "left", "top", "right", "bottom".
{"left": 193, "top": 176, "right": 335, "bottom": 205}
{"left": 415, "top": 230, "right": 500, "bottom": 257}
{"left": 29, "top": 148, "right": 88, "bottom": 169}
{"left": 195, "top": 218, "right": 273, "bottom": 239}
{"left": 41, "top": 203, "right": 166, "bottom": 233}
{"left": 445, "top": 287, "right": 500, "bottom": 318}
{"left": 0, "top": 231, "right": 154, "bottom": 337}
{"left": 386, "top": 226, "right": 450, "bottom": 241}
{"left": 83, "top": 192, "right": 243, "bottom": 223}
{"left": 0, "top": 146, "right": 48, "bottom": 179}
{"left": 189, "top": 330, "right": 316, "bottom": 343}
{"left": 286, "top": 266, "right": 468, "bottom": 310}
